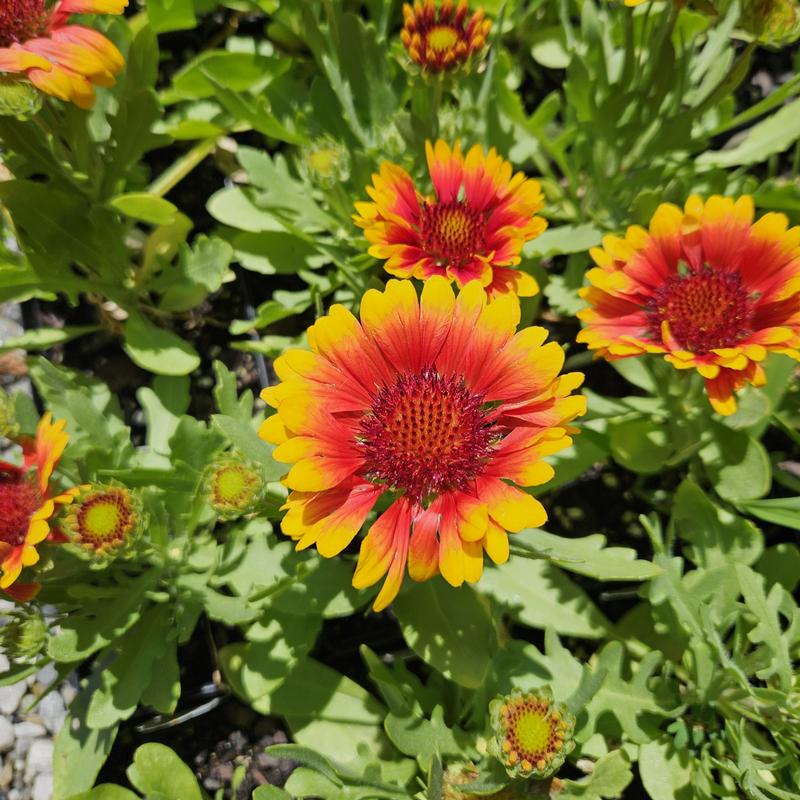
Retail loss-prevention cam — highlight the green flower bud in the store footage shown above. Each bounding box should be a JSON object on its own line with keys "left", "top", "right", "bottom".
{"left": 488, "top": 687, "right": 576, "bottom": 780}
{"left": 206, "top": 455, "right": 264, "bottom": 519}
{"left": 743, "top": 0, "right": 800, "bottom": 45}
{"left": 0, "top": 76, "right": 43, "bottom": 119}
{"left": 301, "top": 137, "right": 351, "bottom": 188}
{"left": 0, "top": 609, "right": 48, "bottom": 661}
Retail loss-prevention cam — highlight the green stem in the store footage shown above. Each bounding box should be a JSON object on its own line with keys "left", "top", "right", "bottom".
{"left": 147, "top": 136, "right": 219, "bottom": 198}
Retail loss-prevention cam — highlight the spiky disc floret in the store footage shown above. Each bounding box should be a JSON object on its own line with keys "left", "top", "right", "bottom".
{"left": 489, "top": 687, "right": 575, "bottom": 780}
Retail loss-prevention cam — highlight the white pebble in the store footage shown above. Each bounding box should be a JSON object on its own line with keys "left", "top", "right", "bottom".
{"left": 0, "top": 683, "right": 26, "bottom": 716}
{"left": 32, "top": 773, "right": 53, "bottom": 800}
{"left": 37, "top": 692, "right": 66, "bottom": 734}
{"left": 0, "top": 654, "right": 9, "bottom": 672}
{"left": 0, "top": 717, "right": 13, "bottom": 753}
{"left": 35, "top": 664, "right": 58, "bottom": 687}
{"left": 25, "top": 738, "right": 53, "bottom": 780}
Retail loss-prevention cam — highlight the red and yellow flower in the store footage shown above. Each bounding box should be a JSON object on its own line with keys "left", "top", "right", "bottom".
{"left": 0, "top": 414, "right": 75, "bottom": 600}
{"left": 577, "top": 195, "right": 800, "bottom": 415}
{"left": 260, "top": 277, "right": 585, "bottom": 611}
{"left": 354, "top": 141, "right": 547, "bottom": 297}
{"left": 0, "top": 0, "right": 127, "bottom": 109}
{"left": 401, "top": 0, "right": 491, "bottom": 72}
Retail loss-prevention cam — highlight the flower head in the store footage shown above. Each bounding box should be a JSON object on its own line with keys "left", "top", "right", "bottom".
{"left": 0, "top": 0, "right": 128, "bottom": 109}
{"left": 260, "top": 278, "right": 585, "bottom": 611}
{"left": 0, "top": 413, "right": 75, "bottom": 597}
{"left": 62, "top": 485, "right": 138, "bottom": 556}
{"left": 489, "top": 688, "right": 576, "bottom": 780}
{"left": 206, "top": 455, "right": 264, "bottom": 519}
{"left": 354, "top": 141, "right": 546, "bottom": 297}
{"left": 401, "top": 0, "right": 491, "bottom": 72}
{"left": 577, "top": 195, "right": 800, "bottom": 415}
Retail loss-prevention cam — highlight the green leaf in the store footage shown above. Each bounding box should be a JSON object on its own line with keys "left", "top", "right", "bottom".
{"left": 524, "top": 224, "right": 603, "bottom": 258}
{"left": 638, "top": 738, "right": 694, "bottom": 800}
{"left": 264, "top": 745, "right": 343, "bottom": 786}
{"left": 53, "top": 683, "right": 118, "bottom": 799}
{"left": 735, "top": 564, "right": 795, "bottom": 690}
{"left": 755, "top": 543, "right": 800, "bottom": 593}
{"left": 229, "top": 297, "right": 311, "bottom": 335}
{"left": 137, "top": 374, "right": 191, "bottom": 453}
{"left": 211, "top": 414, "right": 284, "bottom": 480}
{"left": 123, "top": 311, "right": 200, "bottom": 376}
{"left": 0, "top": 325, "right": 100, "bottom": 352}
{"left": 516, "top": 529, "right": 662, "bottom": 581}
{"left": 110, "top": 193, "right": 178, "bottom": 225}
{"left": 585, "top": 644, "right": 666, "bottom": 744}
{"left": 159, "top": 235, "right": 234, "bottom": 312}
{"left": 393, "top": 580, "right": 496, "bottom": 689}
{"left": 127, "top": 743, "right": 203, "bottom": 800}
{"left": 700, "top": 423, "right": 771, "bottom": 501}
{"left": 384, "top": 706, "right": 465, "bottom": 772}
{"left": 164, "top": 51, "right": 289, "bottom": 103}
{"left": 86, "top": 605, "right": 173, "bottom": 729}
{"left": 737, "top": 497, "right": 800, "bottom": 532}
{"left": 698, "top": 97, "right": 800, "bottom": 167}
{"left": 65, "top": 787, "right": 139, "bottom": 800}
{"left": 480, "top": 557, "right": 611, "bottom": 639}
{"left": 248, "top": 658, "right": 389, "bottom": 767}
{"left": 147, "top": 0, "right": 196, "bottom": 33}
{"left": 560, "top": 751, "right": 634, "bottom": 798}
{"left": 252, "top": 787, "right": 292, "bottom": 800}
{"left": 608, "top": 418, "right": 671, "bottom": 475}
{"left": 672, "top": 479, "right": 763, "bottom": 568}
{"left": 530, "top": 26, "right": 572, "bottom": 69}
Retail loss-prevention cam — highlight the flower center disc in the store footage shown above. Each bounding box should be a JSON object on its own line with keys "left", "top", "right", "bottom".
{"left": 420, "top": 201, "right": 487, "bottom": 268}
{"left": 0, "top": 0, "right": 49, "bottom": 48}
{"left": 358, "top": 368, "right": 497, "bottom": 504}
{"left": 0, "top": 467, "right": 40, "bottom": 548}
{"left": 502, "top": 698, "right": 563, "bottom": 766}
{"left": 648, "top": 267, "right": 751, "bottom": 353}
{"left": 76, "top": 489, "right": 134, "bottom": 549}
{"left": 426, "top": 24, "right": 460, "bottom": 52}
{"left": 213, "top": 465, "right": 258, "bottom": 506}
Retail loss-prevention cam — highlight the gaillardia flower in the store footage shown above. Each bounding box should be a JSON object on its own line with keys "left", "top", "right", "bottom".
{"left": 206, "top": 455, "right": 264, "bottom": 519}
{"left": 260, "top": 278, "right": 585, "bottom": 611}
{"left": 577, "top": 195, "right": 800, "bottom": 415}
{"left": 401, "top": 0, "right": 491, "bottom": 72}
{"left": 0, "top": 0, "right": 127, "bottom": 109}
{"left": 0, "top": 414, "right": 75, "bottom": 599}
{"left": 62, "top": 485, "right": 138, "bottom": 556}
{"left": 489, "top": 688, "right": 576, "bottom": 780}
{"left": 354, "top": 141, "right": 547, "bottom": 297}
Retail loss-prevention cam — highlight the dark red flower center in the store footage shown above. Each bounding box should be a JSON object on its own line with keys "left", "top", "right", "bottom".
{"left": 357, "top": 367, "right": 498, "bottom": 504}
{"left": 647, "top": 267, "right": 752, "bottom": 353}
{"left": 0, "top": 0, "right": 50, "bottom": 48}
{"left": 420, "top": 200, "right": 488, "bottom": 268}
{"left": 0, "top": 466, "right": 41, "bottom": 548}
